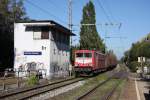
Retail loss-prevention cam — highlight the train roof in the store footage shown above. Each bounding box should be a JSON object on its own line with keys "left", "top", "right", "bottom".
{"left": 75, "top": 50, "right": 95, "bottom": 52}
{"left": 75, "top": 50, "right": 105, "bottom": 55}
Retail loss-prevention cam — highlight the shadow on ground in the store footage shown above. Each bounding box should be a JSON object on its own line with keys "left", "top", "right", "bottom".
{"left": 144, "top": 93, "right": 150, "bottom": 100}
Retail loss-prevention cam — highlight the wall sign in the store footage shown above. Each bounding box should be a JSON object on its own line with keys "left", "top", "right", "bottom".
{"left": 24, "top": 51, "right": 42, "bottom": 55}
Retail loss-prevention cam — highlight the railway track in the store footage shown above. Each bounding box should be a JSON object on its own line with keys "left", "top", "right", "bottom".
{"left": 76, "top": 76, "right": 113, "bottom": 100}
{"left": 101, "top": 71, "right": 128, "bottom": 100}
{"left": 101, "top": 80, "right": 121, "bottom": 100}
{"left": 76, "top": 71, "right": 128, "bottom": 100}
{"left": 0, "top": 77, "right": 85, "bottom": 100}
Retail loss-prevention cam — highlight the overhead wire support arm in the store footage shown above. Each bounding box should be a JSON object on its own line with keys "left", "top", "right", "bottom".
{"left": 73, "top": 24, "right": 102, "bottom": 26}
{"left": 72, "top": 23, "right": 121, "bottom": 27}
{"left": 105, "top": 36, "right": 127, "bottom": 39}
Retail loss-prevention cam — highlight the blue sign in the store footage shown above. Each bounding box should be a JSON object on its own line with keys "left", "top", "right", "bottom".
{"left": 24, "top": 51, "right": 42, "bottom": 55}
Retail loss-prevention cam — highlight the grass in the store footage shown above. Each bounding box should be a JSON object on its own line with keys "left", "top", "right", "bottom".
{"left": 104, "top": 79, "right": 127, "bottom": 100}
{"left": 50, "top": 64, "right": 128, "bottom": 100}
{"left": 50, "top": 72, "right": 109, "bottom": 100}
{"left": 26, "top": 75, "right": 39, "bottom": 86}
{"left": 114, "top": 79, "right": 127, "bottom": 100}
{"left": 85, "top": 79, "right": 122, "bottom": 100}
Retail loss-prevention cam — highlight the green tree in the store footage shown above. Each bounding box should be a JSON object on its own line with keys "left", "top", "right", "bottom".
{"left": 80, "top": 1, "right": 105, "bottom": 52}
{"left": 122, "top": 33, "right": 150, "bottom": 72}
{"left": 0, "top": 0, "right": 27, "bottom": 70}
{"left": 138, "top": 42, "right": 150, "bottom": 57}
{"left": 122, "top": 51, "right": 129, "bottom": 64}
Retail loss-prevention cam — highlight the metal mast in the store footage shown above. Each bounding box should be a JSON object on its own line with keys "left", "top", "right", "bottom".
{"left": 68, "top": 0, "right": 73, "bottom": 40}
{"left": 68, "top": 0, "right": 73, "bottom": 67}
{"left": 68, "top": 0, "right": 72, "bottom": 29}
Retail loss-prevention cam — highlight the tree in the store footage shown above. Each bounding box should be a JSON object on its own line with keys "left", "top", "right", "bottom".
{"left": 0, "top": 0, "right": 27, "bottom": 70}
{"left": 138, "top": 42, "right": 150, "bottom": 57}
{"left": 122, "top": 50, "right": 129, "bottom": 64}
{"left": 122, "top": 33, "right": 150, "bottom": 72}
{"left": 80, "top": 1, "right": 105, "bottom": 52}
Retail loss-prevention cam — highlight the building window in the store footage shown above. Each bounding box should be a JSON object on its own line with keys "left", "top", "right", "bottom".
{"left": 33, "top": 31, "right": 41, "bottom": 40}
{"left": 41, "top": 31, "right": 49, "bottom": 39}
{"left": 33, "top": 27, "right": 49, "bottom": 40}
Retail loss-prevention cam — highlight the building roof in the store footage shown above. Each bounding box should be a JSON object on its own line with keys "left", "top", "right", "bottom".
{"left": 16, "top": 20, "right": 76, "bottom": 36}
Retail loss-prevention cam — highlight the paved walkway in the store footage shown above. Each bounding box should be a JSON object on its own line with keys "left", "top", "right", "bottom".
{"left": 120, "top": 77, "right": 150, "bottom": 100}
{"left": 137, "top": 79, "right": 150, "bottom": 100}
{"left": 120, "top": 79, "right": 137, "bottom": 100}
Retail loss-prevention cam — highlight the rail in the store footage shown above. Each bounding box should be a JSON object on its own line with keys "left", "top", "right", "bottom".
{"left": 76, "top": 76, "right": 113, "bottom": 100}
{"left": 0, "top": 77, "right": 84, "bottom": 100}
{"left": 101, "top": 80, "right": 121, "bottom": 100}
{"left": 101, "top": 71, "right": 128, "bottom": 100}
{"left": 76, "top": 71, "right": 127, "bottom": 100}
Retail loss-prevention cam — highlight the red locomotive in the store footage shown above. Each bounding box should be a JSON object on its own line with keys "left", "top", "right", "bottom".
{"left": 74, "top": 50, "right": 117, "bottom": 76}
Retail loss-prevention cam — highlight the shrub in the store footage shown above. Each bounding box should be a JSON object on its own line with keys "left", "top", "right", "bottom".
{"left": 128, "top": 61, "right": 139, "bottom": 72}
{"left": 27, "top": 74, "right": 39, "bottom": 86}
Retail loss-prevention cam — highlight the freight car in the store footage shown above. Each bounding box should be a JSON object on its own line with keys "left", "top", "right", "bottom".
{"left": 105, "top": 52, "right": 117, "bottom": 70}
{"left": 74, "top": 50, "right": 117, "bottom": 77}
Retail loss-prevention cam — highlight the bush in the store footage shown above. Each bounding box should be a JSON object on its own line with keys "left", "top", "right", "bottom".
{"left": 27, "top": 74, "right": 39, "bottom": 86}
{"left": 128, "top": 61, "right": 139, "bottom": 72}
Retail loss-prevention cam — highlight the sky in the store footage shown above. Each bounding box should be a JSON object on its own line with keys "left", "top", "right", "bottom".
{"left": 24, "top": 0, "right": 150, "bottom": 59}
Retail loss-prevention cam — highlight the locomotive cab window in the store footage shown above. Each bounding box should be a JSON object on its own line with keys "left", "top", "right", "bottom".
{"left": 76, "top": 53, "right": 92, "bottom": 58}
{"left": 84, "top": 53, "right": 92, "bottom": 58}
{"left": 76, "top": 53, "right": 84, "bottom": 58}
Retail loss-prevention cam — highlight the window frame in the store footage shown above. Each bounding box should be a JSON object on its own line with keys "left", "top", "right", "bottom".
{"left": 33, "top": 27, "right": 49, "bottom": 40}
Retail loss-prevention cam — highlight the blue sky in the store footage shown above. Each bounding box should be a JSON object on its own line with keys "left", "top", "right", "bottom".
{"left": 24, "top": 0, "right": 150, "bottom": 59}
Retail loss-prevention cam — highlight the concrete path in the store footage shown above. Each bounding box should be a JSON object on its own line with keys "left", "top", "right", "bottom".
{"left": 120, "top": 79, "right": 137, "bottom": 100}
{"left": 137, "top": 79, "right": 150, "bottom": 100}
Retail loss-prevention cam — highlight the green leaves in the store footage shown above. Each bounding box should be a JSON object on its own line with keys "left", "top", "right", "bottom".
{"left": 0, "top": 0, "right": 27, "bottom": 68}
{"left": 122, "top": 33, "right": 150, "bottom": 71}
{"left": 27, "top": 74, "right": 39, "bottom": 86}
{"left": 80, "top": 1, "right": 105, "bottom": 52}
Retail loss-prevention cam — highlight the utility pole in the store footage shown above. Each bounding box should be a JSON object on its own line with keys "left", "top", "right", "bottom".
{"left": 68, "top": 0, "right": 73, "bottom": 72}
{"left": 68, "top": 0, "right": 72, "bottom": 32}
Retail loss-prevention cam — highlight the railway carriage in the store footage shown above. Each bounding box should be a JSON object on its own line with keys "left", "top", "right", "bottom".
{"left": 74, "top": 50, "right": 106, "bottom": 76}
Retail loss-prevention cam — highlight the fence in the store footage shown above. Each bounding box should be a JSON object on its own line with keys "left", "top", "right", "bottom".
{"left": 0, "top": 68, "right": 47, "bottom": 91}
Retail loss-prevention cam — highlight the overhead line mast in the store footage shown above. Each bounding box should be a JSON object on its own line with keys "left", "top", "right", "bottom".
{"left": 68, "top": 0, "right": 122, "bottom": 55}
{"left": 68, "top": 0, "right": 73, "bottom": 46}
{"left": 68, "top": 0, "right": 73, "bottom": 32}
{"left": 68, "top": 0, "right": 73, "bottom": 66}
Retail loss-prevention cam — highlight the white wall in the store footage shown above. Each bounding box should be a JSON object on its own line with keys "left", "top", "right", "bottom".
{"left": 14, "top": 22, "right": 71, "bottom": 78}
{"left": 14, "top": 23, "right": 50, "bottom": 76}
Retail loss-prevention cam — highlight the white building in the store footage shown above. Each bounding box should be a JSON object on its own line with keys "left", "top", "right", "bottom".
{"left": 14, "top": 20, "right": 75, "bottom": 78}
